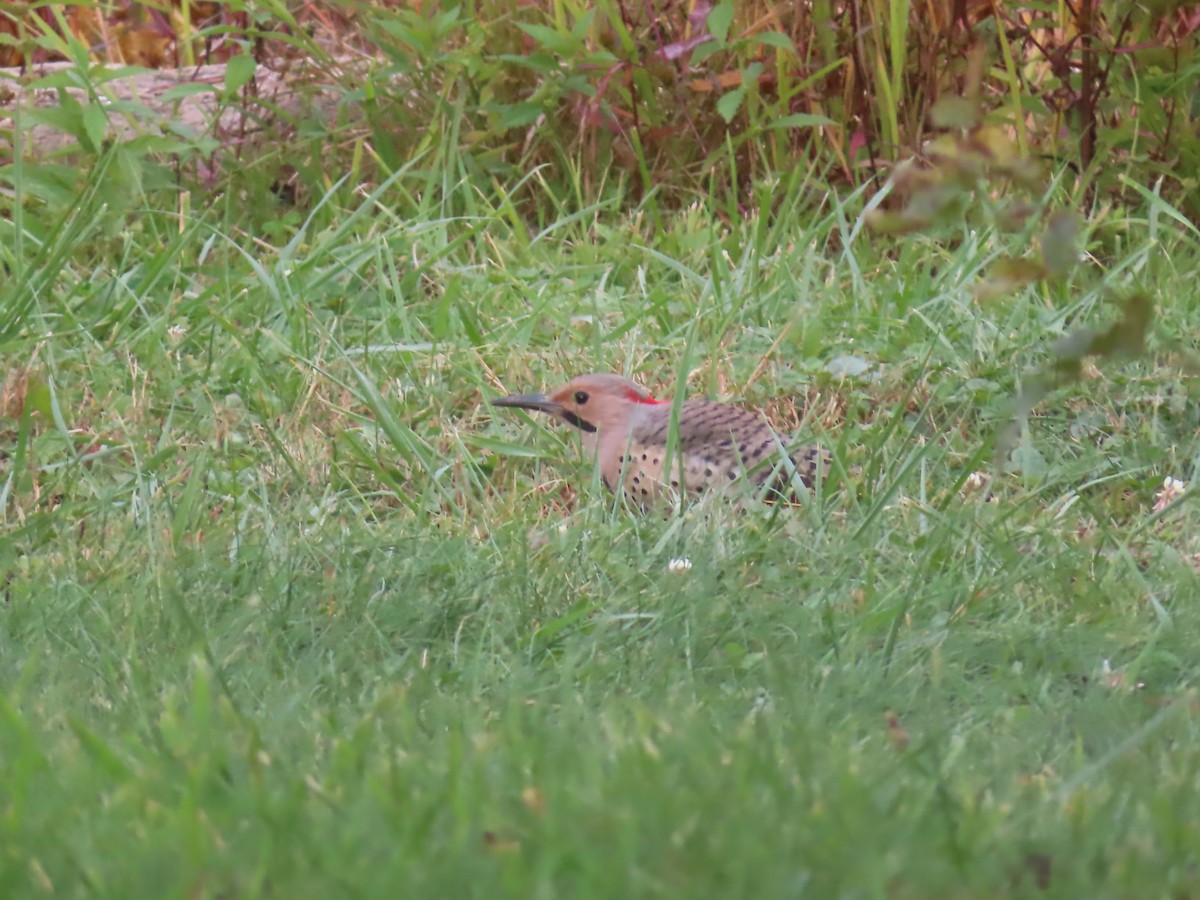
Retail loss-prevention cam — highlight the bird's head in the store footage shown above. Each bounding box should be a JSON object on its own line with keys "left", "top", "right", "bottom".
{"left": 491, "top": 373, "right": 668, "bottom": 435}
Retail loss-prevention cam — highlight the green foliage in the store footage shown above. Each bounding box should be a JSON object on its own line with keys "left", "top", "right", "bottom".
{"left": 2, "top": 2, "right": 1200, "bottom": 897}
{"left": 864, "top": 87, "right": 1192, "bottom": 472}
{"left": 3, "top": 137, "right": 1200, "bottom": 890}
{"left": 4, "top": 1, "right": 1199, "bottom": 219}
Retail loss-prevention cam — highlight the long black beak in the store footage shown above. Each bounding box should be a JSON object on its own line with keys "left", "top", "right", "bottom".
{"left": 491, "top": 392, "right": 596, "bottom": 433}
{"left": 490, "top": 392, "right": 563, "bottom": 415}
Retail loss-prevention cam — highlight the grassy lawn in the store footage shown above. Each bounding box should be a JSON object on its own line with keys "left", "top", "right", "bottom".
{"left": 3, "top": 143, "right": 1200, "bottom": 897}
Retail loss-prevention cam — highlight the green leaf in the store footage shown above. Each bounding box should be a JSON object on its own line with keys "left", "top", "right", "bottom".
{"left": 0, "top": 162, "right": 82, "bottom": 207}
{"left": 752, "top": 32, "right": 796, "bottom": 53}
{"left": 708, "top": 0, "right": 735, "bottom": 45}
{"left": 24, "top": 373, "right": 53, "bottom": 418}
{"left": 973, "top": 257, "right": 1045, "bottom": 301}
{"left": 690, "top": 40, "right": 721, "bottom": 66}
{"left": 997, "top": 293, "right": 1156, "bottom": 467}
{"left": 87, "top": 64, "right": 155, "bottom": 85}
{"left": 81, "top": 103, "right": 108, "bottom": 152}
{"left": 466, "top": 435, "right": 551, "bottom": 458}
{"left": 533, "top": 599, "right": 596, "bottom": 649}
{"left": 823, "top": 354, "right": 874, "bottom": 379}
{"left": 67, "top": 717, "right": 133, "bottom": 781}
{"left": 716, "top": 86, "right": 745, "bottom": 123}
{"left": 769, "top": 113, "right": 836, "bottom": 129}
{"left": 432, "top": 5, "right": 462, "bottom": 37}
{"left": 1052, "top": 293, "right": 1154, "bottom": 361}
{"left": 494, "top": 103, "right": 545, "bottom": 129}
{"left": 1007, "top": 441, "right": 1049, "bottom": 477}
{"left": 1040, "top": 211, "right": 1079, "bottom": 276}
{"left": 517, "top": 22, "right": 579, "bottom": 55}
{"left": 160, "top": 82, "right": 218, "bottom": 102}
{"left": 224, "top": 55, "right": 257, "bottom": 94}
{"left": 865, "top": 209, "right": 931, "bottom": 235}
{"left": 930, "top": 96, "right": 981, "bottom": 129}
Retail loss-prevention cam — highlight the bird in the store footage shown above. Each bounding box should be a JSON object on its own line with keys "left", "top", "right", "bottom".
{"left": 491, "top": 373, "right": 829, "bottom": 508}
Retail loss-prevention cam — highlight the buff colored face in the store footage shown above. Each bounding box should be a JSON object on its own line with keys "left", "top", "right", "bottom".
{"left": 491, "top": 374, "right": 666, "bottom": 435}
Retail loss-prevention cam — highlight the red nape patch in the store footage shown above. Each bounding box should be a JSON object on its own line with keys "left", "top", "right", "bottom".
{"left": 625, "top": 389, "right": 669, "bottom": 405}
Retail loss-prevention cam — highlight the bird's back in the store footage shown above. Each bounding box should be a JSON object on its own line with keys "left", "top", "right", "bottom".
{"left": 609, "top": 399, "right": 826, "bottom": 506}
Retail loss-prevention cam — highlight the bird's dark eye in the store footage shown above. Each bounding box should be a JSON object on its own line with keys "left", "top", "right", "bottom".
{"left": 574, "top": 391, "right": 589, "bottom": 405}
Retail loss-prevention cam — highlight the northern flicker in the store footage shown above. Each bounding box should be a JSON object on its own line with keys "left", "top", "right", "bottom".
{"left": 491, "top": 373, "right": 829, "bottom": 508}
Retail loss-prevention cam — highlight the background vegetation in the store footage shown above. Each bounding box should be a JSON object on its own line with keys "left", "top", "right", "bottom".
{"left": 2, "top": 1, "right": 1199, "bottom": 896}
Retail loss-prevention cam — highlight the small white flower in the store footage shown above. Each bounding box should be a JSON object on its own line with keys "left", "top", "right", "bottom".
{"left": 1101, "top": 658, "right": 1146, "bottom": 691}
{"left": 963, "top": 471, "right": 988, "bottom": 492}
{"left": 167, "top": 323, "right": 187, "bottom": 344}
{"left": 1153, "top": 476, "right": 1187, "bottom": 512}
{"left": 668, "top": 557, "right": 693, "bottom": 574}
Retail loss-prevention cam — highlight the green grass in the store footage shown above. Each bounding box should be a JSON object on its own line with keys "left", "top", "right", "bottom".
{"left": 2, "top": 142, "right": 1200, "bottom": 899}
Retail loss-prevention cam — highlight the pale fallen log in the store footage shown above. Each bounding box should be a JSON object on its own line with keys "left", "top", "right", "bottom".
{"left": 0, "top": 56, "right": 360, "bottom": 157}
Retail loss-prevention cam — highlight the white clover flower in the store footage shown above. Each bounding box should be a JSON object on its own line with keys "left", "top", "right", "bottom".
{"left": 1153, "top": 476, "right": 1187, "bottom": 512}
{"left": 667, "top": 557, "right": 693, "bottom": 574}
